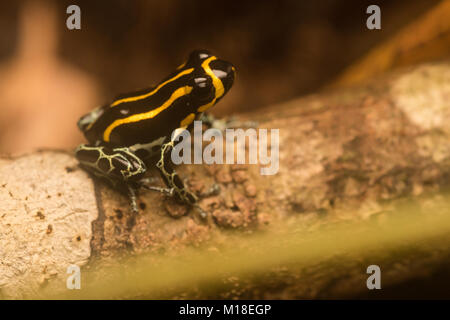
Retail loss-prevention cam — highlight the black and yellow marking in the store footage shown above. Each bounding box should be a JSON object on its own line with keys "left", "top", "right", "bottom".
{"left": 103, "top": 86, "right": 194, "bottom": 142}
{"left": 197, "top": 56, "right": 225, "bottom": 113}
{"left": 75, "top": 144, "right": 146, "bottom": 183}
{"left": 81, "top": 53, "right": 230, "bottom": 148}
{"left": 79, "top": 51, "right": 234, "bottom": 146}
{"left": 110, "top": 68, "right": 195, "bottom": 108}
{"left": 156, "top": 141, "right": 197, "bottom": 205}
{"left": 75, "top": 49, "right": 235, "bottom": 214}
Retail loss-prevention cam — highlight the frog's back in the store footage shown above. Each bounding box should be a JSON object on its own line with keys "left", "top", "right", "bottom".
{"left": 79, "top": 49, "right": 236, "bottom": 148}
{"left": 83, "top": 68, "right": 197, "bottom": 147}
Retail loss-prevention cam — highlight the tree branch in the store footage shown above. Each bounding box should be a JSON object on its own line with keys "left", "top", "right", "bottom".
{"left": 2, "top": 61, "right": 450, "bottom": 299}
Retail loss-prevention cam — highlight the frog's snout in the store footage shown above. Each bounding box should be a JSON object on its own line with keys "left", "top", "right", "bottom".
{"left": 210, "top": 59, "right": 235, "bottom": 94}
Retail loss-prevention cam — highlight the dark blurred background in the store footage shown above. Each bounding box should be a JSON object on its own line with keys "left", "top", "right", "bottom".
{"left": 0, "top": 0, "right": 445, "bottom": 154}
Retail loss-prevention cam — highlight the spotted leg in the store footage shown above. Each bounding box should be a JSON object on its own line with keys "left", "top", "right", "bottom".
{"left": 198, "top": 112, "right": 258, "bottom": 131}
{"left": 156, "top": 140, "right": 211, "bottom": 218}
{"left": 156, "top": 140, "right": 197, "bottom": 204}
{"left": 75, "top": 144, "right": 148, "bottom": 214}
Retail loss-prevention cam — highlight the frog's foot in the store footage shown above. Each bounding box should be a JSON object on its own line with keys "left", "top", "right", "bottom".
{"left": 127, "top": 185, "right": 139, "bottom": 214}
{"left": 203, "top": 183, "right": 221, "bottom": 197}
{"left": 199, "top": 113, "right": 258, "bottom": 131}
{"left": 193, "top": 203, "right": 208, "bottom": 219}
{"left": 140, "top": 183, "right": 174, "bottom": 197}
{"left": 142, "top": 180, "right": 208, "bottom": 219}
{"left": 139, "top": 177, "right": 159, "bottom": 185}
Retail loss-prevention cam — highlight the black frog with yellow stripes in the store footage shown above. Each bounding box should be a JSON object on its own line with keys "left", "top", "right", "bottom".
{"left": 75, "top": 50, "right": 235, "bottom": 214}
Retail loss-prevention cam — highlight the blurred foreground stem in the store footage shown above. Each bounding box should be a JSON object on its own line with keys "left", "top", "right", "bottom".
{"left": 41, "top": 192, "right": 450, "bottom": 299}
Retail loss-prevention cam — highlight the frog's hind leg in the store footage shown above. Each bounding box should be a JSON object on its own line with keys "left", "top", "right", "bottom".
{"left": 140, "top": 183, "right": 174, "bottom": 197}
{"left": 75, "top": 144, "right": 117, "bottom": 186}
{"left": 75, "top": 143, "right": 147, "bottom": 214}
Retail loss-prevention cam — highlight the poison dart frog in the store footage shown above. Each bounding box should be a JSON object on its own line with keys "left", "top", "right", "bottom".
{"left": 75, "top": 50, "right": 235, "bottom": 214}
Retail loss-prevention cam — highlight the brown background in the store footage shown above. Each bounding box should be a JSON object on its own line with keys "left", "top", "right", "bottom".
{"left": 0, "top": 0, "right": 442, "bottom": 154}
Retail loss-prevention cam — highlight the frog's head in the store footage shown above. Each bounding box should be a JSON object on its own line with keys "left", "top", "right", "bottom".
{"left": 186, "top": 50, "right": 235, "bottom": 110}
{"left": 208, "top": 57, "right": 235, "bottom": 95}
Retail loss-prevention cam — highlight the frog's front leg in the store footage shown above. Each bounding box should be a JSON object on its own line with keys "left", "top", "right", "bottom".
{"left": 156, "top": 140, "right": 198, "bottom": 206}
{"left": 75, "top": 144, "right": 147, "bottom": 213}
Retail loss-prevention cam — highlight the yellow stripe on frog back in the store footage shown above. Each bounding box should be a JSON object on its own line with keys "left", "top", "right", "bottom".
{"left": 110, "top": 68, "right": 194, "bottom": 107}
{"left": 197, "top": 56, "right": 225, "bottom": 113}
{"left": 180, "top": 113, "right": 195, "bottom": 128}
{"left": 103, "top": 86, "right": 193, "bottom": 142}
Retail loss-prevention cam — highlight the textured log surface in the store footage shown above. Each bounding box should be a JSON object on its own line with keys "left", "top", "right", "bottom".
{"left": 1, "top": 61, "right": 450, "bottom": 299}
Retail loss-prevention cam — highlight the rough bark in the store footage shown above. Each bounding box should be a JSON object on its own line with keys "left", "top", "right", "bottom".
{"left": 1, "top": 61, "right": 450, "bottom": 299}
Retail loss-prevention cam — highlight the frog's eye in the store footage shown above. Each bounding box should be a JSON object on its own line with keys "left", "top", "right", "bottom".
{"left": 209, "top": 59, "right": 235, "bottom": 93}
{"left": 190, "top": 76, "right": 214, "bottom": 102}
{"left": 187, "top": 49, "right": 212, "bottom": 64}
